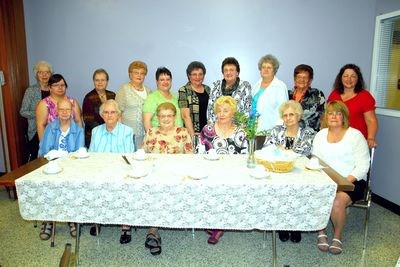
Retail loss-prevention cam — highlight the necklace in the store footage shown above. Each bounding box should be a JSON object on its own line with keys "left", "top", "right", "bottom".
{"left": 97, "top": 91, "right": 107, "bottom": 103}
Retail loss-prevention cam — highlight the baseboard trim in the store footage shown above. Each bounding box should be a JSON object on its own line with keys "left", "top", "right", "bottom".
{"left": 372, "top": 193, "right": 400, "bottom": 215}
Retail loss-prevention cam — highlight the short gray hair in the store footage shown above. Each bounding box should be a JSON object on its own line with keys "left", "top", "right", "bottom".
{"left": 33, "top": 61, "right": 53, "bottom": 76}
{"left": 258, "top": 54, "right": 279, "bottom": 74}
{"left": 100, "top": 99, "right": 121, "bottom": 115}
{"left": 279, "top": 100, "right": 303, "bottom": 119}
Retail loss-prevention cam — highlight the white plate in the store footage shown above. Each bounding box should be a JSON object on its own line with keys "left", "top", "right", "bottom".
{"left": 76, "top": 153, "right": 90, "bottom": 159}
{"left": 128, "top": 170, "right": 148, "bottom": 179}
{"left": 249, "top": 170, "right": 270, "bottom": 179}
{"left": 203, "top": 155, "right": 219, "bottom": 161}
{"left": 305, "top": 164, "right": 325, "bottom": 170}
{"left": 188, "top": 173, "right": 208, "bottom": 180}
{"left": 132, "top": 154, "right": 148, "bottom": 161}
{"left": 43, "top": 167, "right": 62, "bottom": 175}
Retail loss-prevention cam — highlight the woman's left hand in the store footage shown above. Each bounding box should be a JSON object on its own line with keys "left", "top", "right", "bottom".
{"left": 367, "top": 138, "right": 377, "bottom": 148}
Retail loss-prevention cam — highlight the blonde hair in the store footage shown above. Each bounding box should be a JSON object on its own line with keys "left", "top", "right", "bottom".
{"left": 279, "top": 100, "right": 303, "bottom": 119}
{"left": 156, "top": 102, "right": 176, "bottom": 116}
{"left": 321, "top": 100, "right": 350, "bottom": 129}
{"left": 128, "top": 60, "right": 148, "bottom": 75}
{"left": 214, "top": 96, "right": 237, "bottom": 114}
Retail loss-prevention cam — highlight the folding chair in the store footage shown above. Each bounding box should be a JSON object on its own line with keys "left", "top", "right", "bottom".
{"left": 349, "top": 147, "right": 375, "bottom": 250}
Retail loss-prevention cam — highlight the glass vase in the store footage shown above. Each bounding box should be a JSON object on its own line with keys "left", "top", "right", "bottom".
{"left": 247, "top": 138, "right": 256, "bottom": 168}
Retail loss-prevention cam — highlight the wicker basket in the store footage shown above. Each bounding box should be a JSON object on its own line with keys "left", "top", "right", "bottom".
{"left": 255, "top": 158, "right": 295, "bottom": 173}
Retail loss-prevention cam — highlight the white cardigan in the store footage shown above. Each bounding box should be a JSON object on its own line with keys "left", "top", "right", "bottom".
{"left": 252, "top": 76, "right": 288, "bottom": 132}
{"left": 312, "top": 127, "right": 370, "bottom": 181}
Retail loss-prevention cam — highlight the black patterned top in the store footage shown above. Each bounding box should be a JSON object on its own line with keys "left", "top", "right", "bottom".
{"left": 289, "top": 87, "right": 325, "bottom": 132}
{"left": 264, "top": 125, "right": 315, "bottom": 156}
{"left": 178, "top": 83, "right": 211, "bottom": 133}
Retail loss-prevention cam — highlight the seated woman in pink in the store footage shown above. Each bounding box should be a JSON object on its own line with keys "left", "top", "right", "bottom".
{"left": 142, "top": 102, "right": 192, "bottom": 255}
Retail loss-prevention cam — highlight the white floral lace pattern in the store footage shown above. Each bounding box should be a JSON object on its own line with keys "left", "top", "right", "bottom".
{"left": 16, "top": 153, "right": 336, "bottom": 231}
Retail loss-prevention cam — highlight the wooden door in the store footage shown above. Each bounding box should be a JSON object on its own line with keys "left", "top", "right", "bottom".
{"left": 0, "top": 0, "right": 29, "bottom": 170}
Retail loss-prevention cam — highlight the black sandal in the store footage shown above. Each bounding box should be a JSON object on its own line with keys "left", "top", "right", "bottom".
{"left": 39, "top": 221, "right": 53, "bottom": 240}
{"left": 145, "top": 232, "right": 162, "bottom": 255}
{"left": 120, "top": 226, "right": 132, "bottom": 244}
{"left": 68, "top": 222, "right": 77, "bottom": 238}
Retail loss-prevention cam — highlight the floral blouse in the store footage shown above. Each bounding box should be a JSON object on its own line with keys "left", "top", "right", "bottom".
{"left": 289, "top": 87, "right": 325, "bottom": 132}
{"left": 264, "top": 125, "right": 315, "bottom": 156}
{"left": 199, "top": 123, "right": 248, "bottom": 154}
{"left": 142, "top": 127, "right": 193, "bottom": 154}
{"left": 207, "top": 78, "right": 252, "bottom": 123}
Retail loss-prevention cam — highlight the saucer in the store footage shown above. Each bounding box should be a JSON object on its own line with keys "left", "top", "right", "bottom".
{"left": 249, "top": 170, "right": 270, "bottom": 179}
{"left": 305, "top": 163, "right": 325, "bottom": 170}
{"left": 203, "top": 154, "right": 219, "bottom": 161}
{"left": 132, "top": 154, "right": 148, "bottom": 161}
{"left": 76, "top": 153, "right": 90, "bottom": 159}
{"left": 188, "top": 172, "right": 208, "bottom": 180}
{"left": 43, "top": 167, "right": 62, "bottom": 175}
{"left": 128, "top": 170, "right": 148, "bottom": 179}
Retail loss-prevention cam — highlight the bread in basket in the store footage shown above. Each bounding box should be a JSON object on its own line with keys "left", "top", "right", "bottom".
{"left": 254, "top": 145, "right": 298, "bottom": 173}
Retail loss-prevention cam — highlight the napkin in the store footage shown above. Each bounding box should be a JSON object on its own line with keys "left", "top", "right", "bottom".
{"left": 44, "top": 149, "right": 68, "bottom": 160}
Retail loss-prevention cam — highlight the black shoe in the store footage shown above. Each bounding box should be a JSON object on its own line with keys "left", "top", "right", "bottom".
{"left": 119, "top": 227, "right": 132, "bottom": 244}
{"left": 90, "top": 225, "right": 101, "bottom": 236}
{"left": 290, "top": 231, "right": 301, "bottom": 243}
{"left": 278, "top": 231, "right": 289, "bottom": 242}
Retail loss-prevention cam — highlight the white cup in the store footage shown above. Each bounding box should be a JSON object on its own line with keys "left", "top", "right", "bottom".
{"left": 131, "top": 164, "right": 147, "bottom": 178}
{"left": 47, "top": 161, "right": 60, "bottom": 173}
{"left": 207, "top": 149, "right": 217, "bottom": 156}
{"left": 77, "top": 147, "right": 88, "bottom": 157}
{"left": 309, "top": 157, "right": 320, "bottom": 168}
{"left": 135, "top": 149, "right": 146, "bottom": 159}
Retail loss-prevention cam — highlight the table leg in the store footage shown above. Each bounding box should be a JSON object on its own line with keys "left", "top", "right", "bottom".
{"left": 192, "top": 228, "right": 195, "bottom": 239}
{"left": 75, "top": 223, "right": 80, "bottom": 265}
{"left": 272, "top": 230, "right": 277, "bottom": 267}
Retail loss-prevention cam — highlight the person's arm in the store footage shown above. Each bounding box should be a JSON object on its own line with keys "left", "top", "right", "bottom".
{"left": 349, "top": 130, "right": 370, "bottom": 182}
{"left": 73, "top": 99, "right": 83, "bottom": 127}
{"left": 182, "top": 128, "right": 193, "bottom": 154}
{"left": 142, "top": 112, "right": 154, "bottom": 133}
{"left": 115, "top": 87, "right": 126, "bottom": 120}
{"left": 20, "top": 87, "right": 35, "bottom": 119}
{"left": 364, "top": 110, "right": 378, "bottom": 148}
{"left": 181, "top": 108, "right": 195, "bottom": 137}
{"left": 36, "top": 100, "right": 48, "bottom": 141}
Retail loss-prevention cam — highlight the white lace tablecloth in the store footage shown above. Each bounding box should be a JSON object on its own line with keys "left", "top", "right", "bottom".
{"left": 16, "top": 153, "right": 337, "bottom": 231}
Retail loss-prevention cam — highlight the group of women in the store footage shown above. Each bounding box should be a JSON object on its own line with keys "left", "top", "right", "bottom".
{"left": 19, "top": 56, "right": 378, "bottom": 256}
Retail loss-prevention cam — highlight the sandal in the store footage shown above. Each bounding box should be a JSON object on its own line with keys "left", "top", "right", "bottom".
{"left": 120, "top": 226, "right": 132, "bottom": 244}
{"left": 329, "top": 238, "right": 343, "bottom": 255}
{"left": 68, "top": 222, "right": 77, "bottom": 238}
{"left": 207, "top": 230, "right": 224, "bottom": 245}
{"left": 145, "top": 232, "right": 162, "bottom": 255}
{"left": 317, "top": 234, "right": 329, "bottom": 252}
{"left": 39, "top": 221, "right": 53, "bottom": 240}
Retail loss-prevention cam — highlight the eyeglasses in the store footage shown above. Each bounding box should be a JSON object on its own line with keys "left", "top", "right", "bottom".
{"left": 51, "top": 83, "right": 66, "bottom": 88}
{"left": 58, "top": 108, "right": 71, "bottom": 112}
{"left": 157, "top": 114, "right": 175, "bottom": 119}
{"left": 295, "top": 75, "right": 309, "bottom": 81}
{"left": 94, "top": 78, "right": 107, "bottom": 82}
{"left": 103, "top": 110, "right": 117, "bottom": 115}
{"left": 131, "top": 71, "right": 146, "bottom": 76}
{"left": 37, "top": 71, "right": 51, "bottom": 75}
{"left": 327, "top": 111, "right": 343, "bottom": 116}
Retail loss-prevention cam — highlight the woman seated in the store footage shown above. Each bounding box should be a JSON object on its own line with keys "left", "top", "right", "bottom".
{"left": 264, "top": 100, "right": 315, "bottom": 243}
{"left": 199, "top": 96, "right": 248, "bottom": 245}
{"left": 313, "top": 101, "right": 370, "bottom": 255}
{"left": 142, "top": 102, "right": 192, "bottom": 255}
{"left": 38, "top": 98, "right": 84, "bottom": 240}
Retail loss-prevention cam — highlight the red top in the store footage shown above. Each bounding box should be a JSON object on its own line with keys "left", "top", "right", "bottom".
{"left": 327, "top": 89, "right": 376, "bottom": 139}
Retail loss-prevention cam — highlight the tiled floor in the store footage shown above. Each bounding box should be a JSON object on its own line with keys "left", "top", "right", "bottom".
{"left": 0, "top": 187, "right": 399, "bottom": 267}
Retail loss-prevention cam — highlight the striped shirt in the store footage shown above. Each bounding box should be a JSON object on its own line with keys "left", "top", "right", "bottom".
{"left": 89, "top": 122, "right": 134, "bottom": 153}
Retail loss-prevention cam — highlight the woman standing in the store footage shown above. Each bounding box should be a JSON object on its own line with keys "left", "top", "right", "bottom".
{"left": 82, "top": 68, "right": 115, "bottom": 147}
{"left": 327, "top": 64, "right": 378, "bottom": 148}
{"left": 36, "top": 74, "right": 82, "bottom": 141}
{"left": 313, "top": 101, "right": 370, "bottom": 254}
{"left": 116, "top": 61, "right": 151, "bottom": 148}
{"left": 207, "top": 57, "right": 252, "bottom": 123}
{"left": 289, "top": 64, "right": 325, "bottom": 132}
{"left": 178, "top": 61, "right": 210, "bottom": 137}
{"left": 20, "top": 61, "right": 53, "bottom": 160}
{"left": 252, "top": 54, "right": 288, "bottom": 132}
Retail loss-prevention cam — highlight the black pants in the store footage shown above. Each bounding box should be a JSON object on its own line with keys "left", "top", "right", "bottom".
{"left": 27, "top": 133, "right": 39, "bottom": 162}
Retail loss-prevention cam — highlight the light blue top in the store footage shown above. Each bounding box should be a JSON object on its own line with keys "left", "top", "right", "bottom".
{"left": 38, "top": 118, "right": 84, "bottom": 156}
{"left": 89, "top": 122, "right": 134, "bottom": 153}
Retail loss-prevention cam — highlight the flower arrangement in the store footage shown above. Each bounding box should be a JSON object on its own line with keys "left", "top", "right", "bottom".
{"left": 234, "top": 110, "right": 260, "bottom": 140}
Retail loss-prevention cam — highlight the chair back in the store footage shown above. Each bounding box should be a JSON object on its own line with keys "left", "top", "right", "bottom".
{"left": 132, "top": 133, "right": 137, "bottom": 152}
{"left": 363, "top": 148, "right": 375, "bottom": 201}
